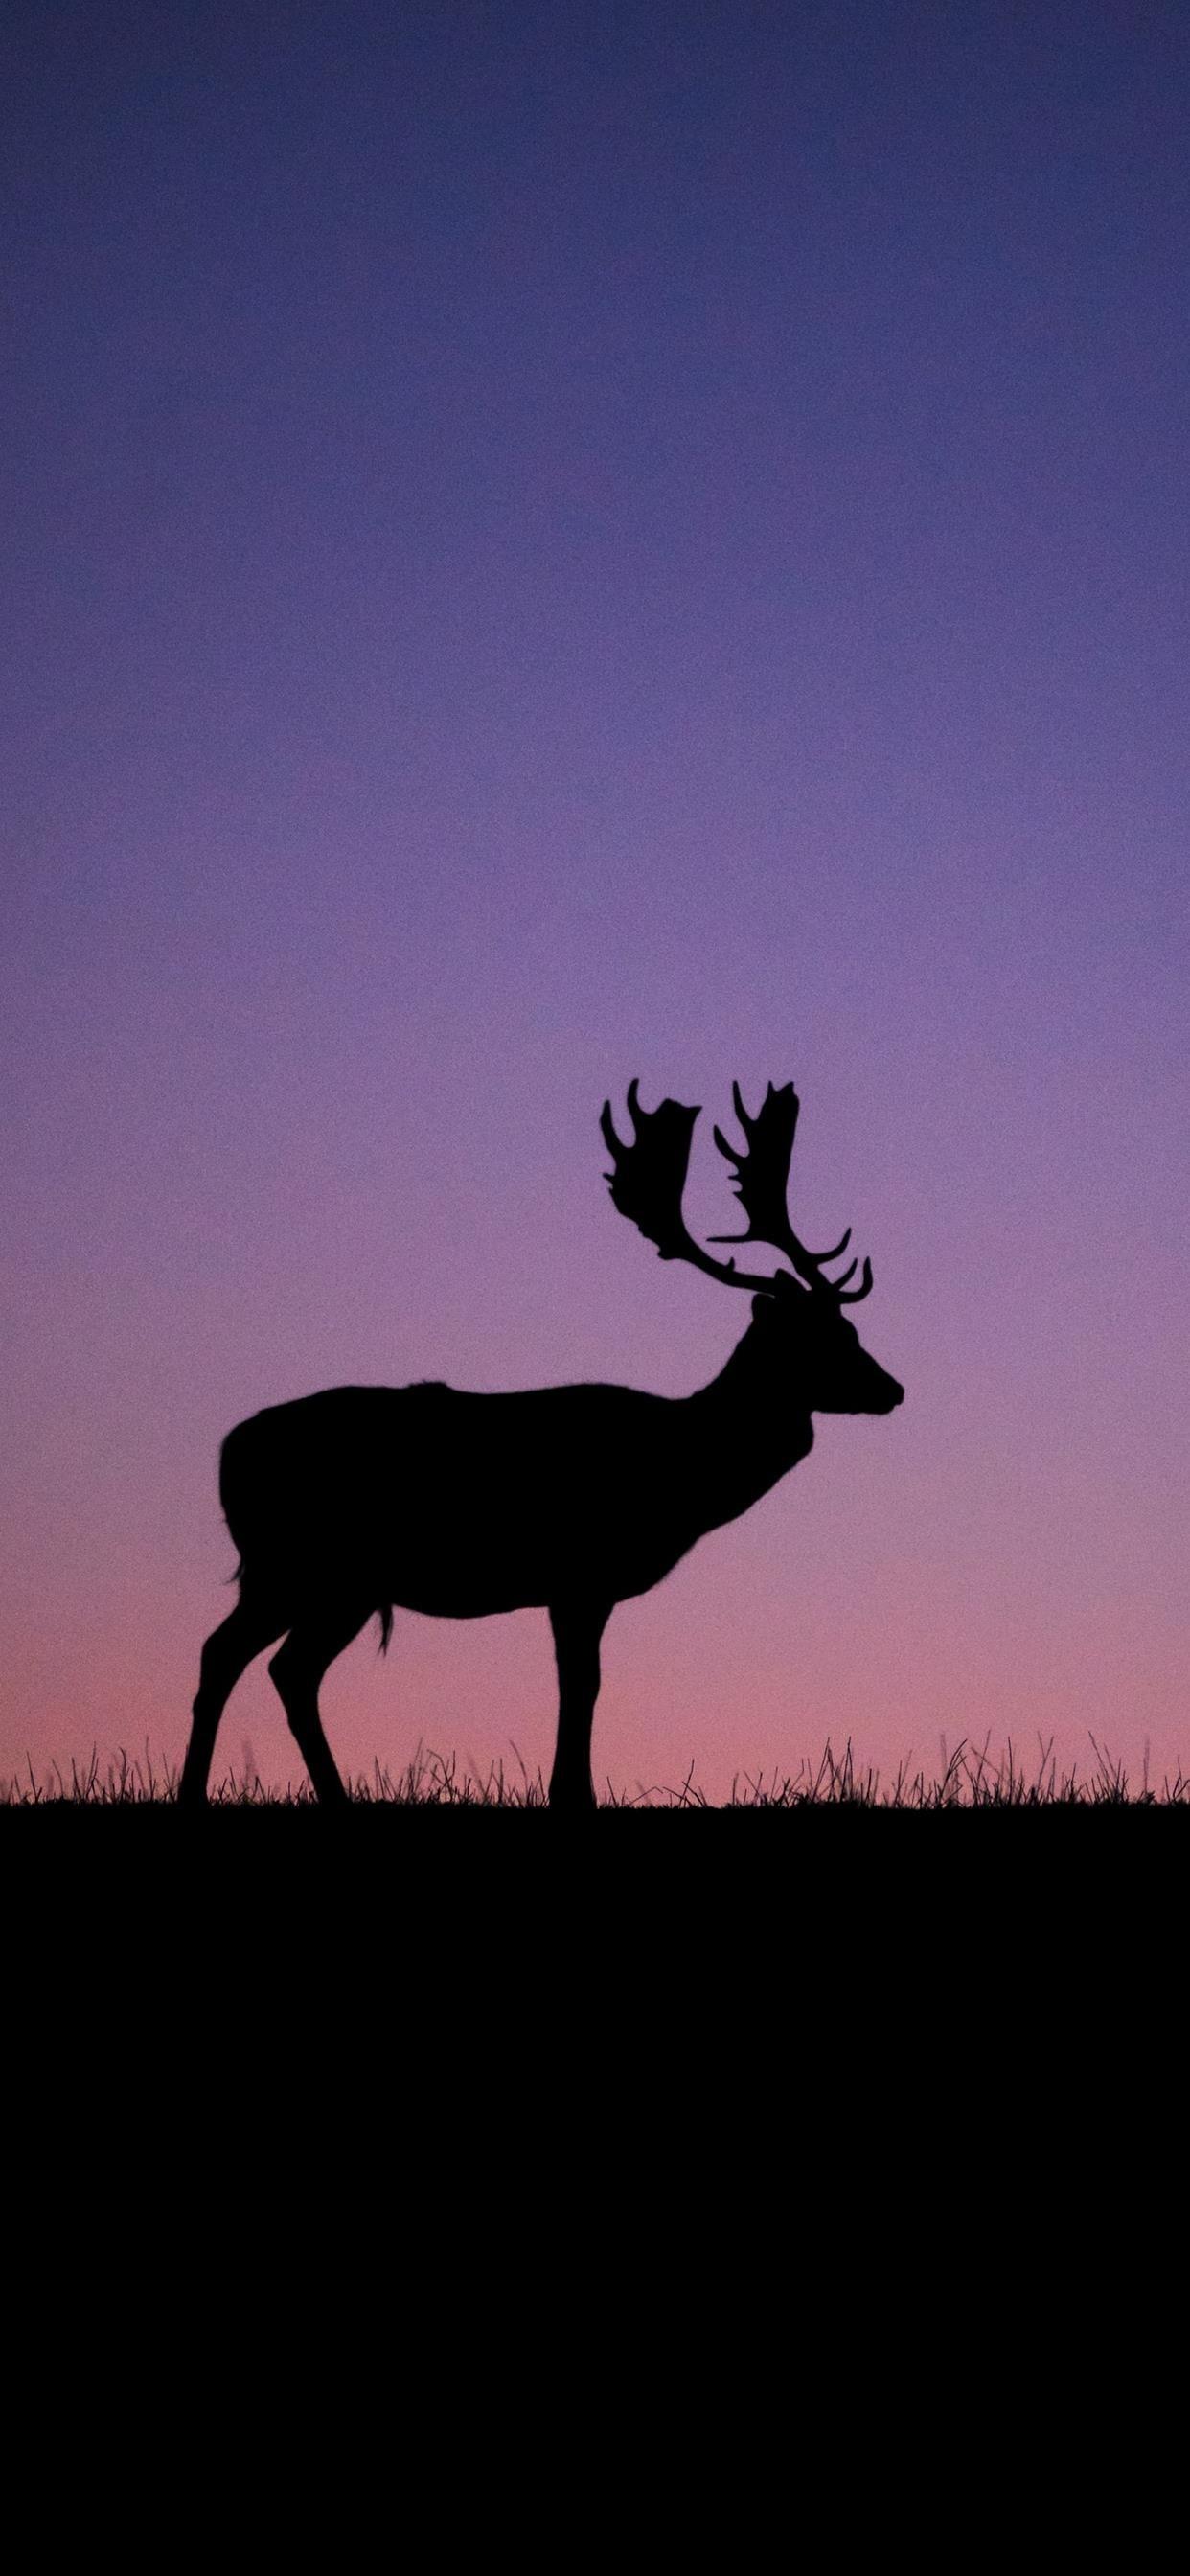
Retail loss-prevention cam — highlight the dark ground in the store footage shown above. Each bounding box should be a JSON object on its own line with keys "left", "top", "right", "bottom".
{"left": 5, "top": 1804, "right": 1180, "bottom": 2258}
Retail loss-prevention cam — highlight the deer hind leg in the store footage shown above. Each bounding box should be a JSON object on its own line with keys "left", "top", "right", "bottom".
{"left": 180, "top": 1593, "right": 288, "bottom": 1809}
{"left": 267, "top": 1597, "right": 373, "bottom": 1806}
{"left": 548, "top": 1601, "right": 610, "bottom": 1813}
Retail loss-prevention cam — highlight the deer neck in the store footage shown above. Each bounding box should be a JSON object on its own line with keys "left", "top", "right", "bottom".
{"left": 679, "top": 1321, "right": 813, "bottom": 1531}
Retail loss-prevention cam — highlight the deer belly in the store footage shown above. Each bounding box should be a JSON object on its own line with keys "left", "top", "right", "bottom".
{"left": 241, "top": 1461, "right": 699, "bottom": 1619}
{"left": 386, "top": 1486, "right": 694, "bottom": 1616}
{"left": 383, "top": 1494, "right": 568, "bottom": 1618}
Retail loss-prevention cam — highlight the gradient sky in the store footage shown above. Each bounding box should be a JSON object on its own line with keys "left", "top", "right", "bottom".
{"left": 4, "top": 1, "right": 1187, "bottom": 1799}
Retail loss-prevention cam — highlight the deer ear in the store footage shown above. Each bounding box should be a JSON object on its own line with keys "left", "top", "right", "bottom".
{"left": 751, "top": 1275, "right": 804, "bottom": 1320}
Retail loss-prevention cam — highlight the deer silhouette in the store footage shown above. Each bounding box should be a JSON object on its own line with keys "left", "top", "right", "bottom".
{"left": 179, "top": 1080, "right": 903, "bottom": 1812}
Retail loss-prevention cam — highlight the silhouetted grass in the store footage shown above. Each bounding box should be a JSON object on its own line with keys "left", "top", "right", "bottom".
{"left": 6, "top": 1733, "right": 1182, "bottom": 2075}
{"left": 3, "top": 1733, "right": 1187, "bottom": 1806}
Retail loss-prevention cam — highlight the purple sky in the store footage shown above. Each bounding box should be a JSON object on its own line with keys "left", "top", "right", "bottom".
{"left": 4, "top": 2, "right": 1188, "bottom": 1798}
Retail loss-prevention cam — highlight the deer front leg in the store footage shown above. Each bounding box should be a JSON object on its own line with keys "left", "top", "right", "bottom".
{"left": 548, "top": 1601, "right": 610, "bottom": 1812}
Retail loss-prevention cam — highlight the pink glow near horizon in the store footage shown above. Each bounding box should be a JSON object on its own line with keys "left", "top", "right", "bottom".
{"left": 3, "top": 6, "right": 1187, "bottom": 1798}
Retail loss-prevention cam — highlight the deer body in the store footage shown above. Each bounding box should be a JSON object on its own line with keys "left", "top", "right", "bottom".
{"left": 180, "top": 1080, "right": 902, "bottom": 1810}
{"left": 218, "top": 1331, "right": 815, "bottom": 1624}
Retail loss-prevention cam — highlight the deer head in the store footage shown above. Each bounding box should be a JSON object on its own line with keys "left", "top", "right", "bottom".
{"left": 600, "top": 1079, "right": 904, "bottom": 1416}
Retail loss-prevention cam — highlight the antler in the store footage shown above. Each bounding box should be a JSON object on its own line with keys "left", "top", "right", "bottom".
{"left": 600, "top": 1082, "right": 780, "bottom": 1294}
{"left": 710, "top": 1081, "right": 873, "bottom": 1303}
